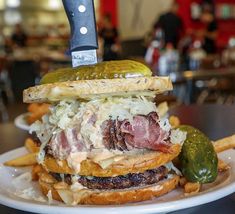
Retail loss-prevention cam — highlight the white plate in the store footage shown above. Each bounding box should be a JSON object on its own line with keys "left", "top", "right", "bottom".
{"left": 14, "top": 113, "right": 30, "bottom": 131}
{"left": 0, "top": 148, "right": 235, "bottom": 214}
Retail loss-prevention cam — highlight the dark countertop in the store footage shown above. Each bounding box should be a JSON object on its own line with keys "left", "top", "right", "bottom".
{"left": 170, "top": 104, "right": 235, "bottom": 140}
{"left": 0, "top": 104, "right": 235, "bottom": 213}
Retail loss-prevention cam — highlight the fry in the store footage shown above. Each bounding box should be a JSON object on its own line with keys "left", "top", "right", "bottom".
{"left": 24, "top": 138, "right": 40, "bottom": 153}
{"left": 179, "top": 177, "right": 187, "bottom": 187}
{"left": 218, "top": 159, "right": 230, "bottom": 172}
{"left": 27, "top": 103, "right": 50, "bottom": 124}
{"left": 184, "top": 182, "right": 201, "bottom": 195}
{"left": 169, "top": 116, "right": 180, "bottom": 128}
{"left": 32, "top": 164, "right": 43, "bottom": 181}
{"left": 4, "top": 153, "right": 37, "bottom": 167}
{"left": 27, "top": 103, "right": 40, "bottom": 113}
{"left": 213, "top": 134, "right": 235, "bottom": 153}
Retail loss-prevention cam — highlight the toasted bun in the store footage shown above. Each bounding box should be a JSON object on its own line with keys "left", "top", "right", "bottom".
{"left": 39, "top": 173, "right": 179, "bottom": 205}
{"left": 23, "top": 76, "right": 173, "bottom": 103}
{"left": 42, "top": 144, "right": 181, "bottom": 177}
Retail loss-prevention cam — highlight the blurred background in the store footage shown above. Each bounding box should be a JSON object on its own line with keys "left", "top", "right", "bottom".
{"left": 1, "top": 0, "right": 235, "bottom": 122}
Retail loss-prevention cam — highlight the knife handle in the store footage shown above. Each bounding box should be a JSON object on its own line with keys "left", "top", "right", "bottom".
{"left": 62, "top": 0, "right": 98, "bottom": 52}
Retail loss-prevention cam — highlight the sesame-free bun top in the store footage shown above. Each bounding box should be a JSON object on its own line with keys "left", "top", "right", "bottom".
{"left": 23, "top": 76, "right": 173, "bottom": 103}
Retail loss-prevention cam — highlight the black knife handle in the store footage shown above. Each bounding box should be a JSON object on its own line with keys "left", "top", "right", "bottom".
{"left": 62, "top": 0, "right": 98, "bottom": 52}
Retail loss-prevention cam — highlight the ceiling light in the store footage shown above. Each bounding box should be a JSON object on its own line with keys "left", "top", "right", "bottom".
{"left": 48, "top": 0, "right": 61, "bottom": 10}
{"left": 6, "top": 0, "right": 20, "bottom": 8}
{"left": 4, "top": 10, "right": 22, "bottom": 25}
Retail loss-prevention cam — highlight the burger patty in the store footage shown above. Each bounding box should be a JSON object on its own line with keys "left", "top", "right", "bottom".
{"left": 50, "top": 166, "right": 169, "bottom": 190}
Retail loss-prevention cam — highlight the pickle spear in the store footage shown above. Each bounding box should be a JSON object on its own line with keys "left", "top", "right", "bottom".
{"left": 41, "top": 60, "right": 152, "bottom": 84}
{"left": 178, "top": 125, "right": 218, "bottom": 184}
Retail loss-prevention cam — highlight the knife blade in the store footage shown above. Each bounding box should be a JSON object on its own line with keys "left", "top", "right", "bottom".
{"left": 62, "top": 0, "right": 98, "bottom": 67}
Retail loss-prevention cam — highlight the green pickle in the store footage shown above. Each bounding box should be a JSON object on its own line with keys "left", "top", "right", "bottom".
{"left": 178, "top": 125, "right": 218, "bottom": 183}
{"left": 40, "top": 60, "right": 152, "bottom": 84}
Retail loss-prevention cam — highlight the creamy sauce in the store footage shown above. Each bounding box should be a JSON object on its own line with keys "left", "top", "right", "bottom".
{"left": 67, "top": 152, "right": 87, "bottom": 173}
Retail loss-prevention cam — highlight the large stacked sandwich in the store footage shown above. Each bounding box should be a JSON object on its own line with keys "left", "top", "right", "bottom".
{"left": 23, "top": 60, "right": 186, "bottom": 205}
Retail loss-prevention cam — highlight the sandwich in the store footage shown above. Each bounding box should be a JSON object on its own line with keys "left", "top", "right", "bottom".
{"left": 23, "top": 60, "right": 186, "bottom": 205}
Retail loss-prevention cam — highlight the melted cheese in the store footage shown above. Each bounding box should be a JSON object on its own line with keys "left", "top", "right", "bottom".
{"left": 67, "top": 152, "right": 87, "bottom": 173}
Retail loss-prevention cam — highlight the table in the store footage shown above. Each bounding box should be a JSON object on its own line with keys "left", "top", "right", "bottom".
{"left": 171, "top": 67, "right": 235, "bottom": 104}
{"left": 0, "top": 104, "right": 235, "bottom": 213}
{"left": 171, "top": 67, "right": 235, "bottom": 83}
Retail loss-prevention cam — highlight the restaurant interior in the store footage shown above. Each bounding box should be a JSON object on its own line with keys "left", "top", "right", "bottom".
{"left": 0, "top": 0, "right": 235, "bottom": 122}
{"left": 0, "top": 0, "right": 235, "bottom": 214}
{"left": 0, "top": 0, "right": 234, "bottom": 121}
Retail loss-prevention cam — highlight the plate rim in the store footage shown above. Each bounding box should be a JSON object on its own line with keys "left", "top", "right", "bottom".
{"left": 0, "top": 147, "right": 235, "bottom": 214}
{"left": 14, "top": 113, "right": 31, "bottom": 131}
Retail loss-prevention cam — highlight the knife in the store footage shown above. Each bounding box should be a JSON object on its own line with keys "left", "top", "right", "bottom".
{"left": 62, "top": 0, "right": 98, "bottom": 67}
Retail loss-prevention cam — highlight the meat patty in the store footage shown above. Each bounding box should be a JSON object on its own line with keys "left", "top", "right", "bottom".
{"left": 50, "top": 166, "right": 169, "bottom": 190}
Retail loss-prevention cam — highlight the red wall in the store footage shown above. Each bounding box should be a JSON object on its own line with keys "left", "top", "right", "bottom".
{"left": 176, "top": 0, "right": 192, "bottom": 30}
{"left": 99, "top": 0, "right": 118, "bottom": 27}
{"left": 99, "top": 0, "right": 235, "bottom": 49}
{"left": 177, "top": 0, "right": 235, "bottom": 49}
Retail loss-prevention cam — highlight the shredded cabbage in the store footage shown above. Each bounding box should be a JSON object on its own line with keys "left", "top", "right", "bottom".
{"left": 170, "top": 129, "right": 187, "bottom": 145}
{"left": 30, "top": 96, "right": 181, "bottom": 163}
{"left": 165, "top": 162, "right": 182, "bottom": 176}
{"left": 30, "top": 115, "right": 56, "bottom": 163}
{"left": 49, "top": 99, "right": 80, "bottom": 129}
{"left": 159, "top": 118, "right": 171, "bottom": 132}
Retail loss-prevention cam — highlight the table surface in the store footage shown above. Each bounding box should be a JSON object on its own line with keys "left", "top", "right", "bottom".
{"left": 0, "top": 104, "right": 235, "bottom": 214}
{"left": 171, "top": 66, "right": 235, "bottom": 83}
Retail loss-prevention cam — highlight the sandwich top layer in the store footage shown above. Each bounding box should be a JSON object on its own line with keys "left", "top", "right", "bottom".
{"left": 23, "top": 76, "right": 173, "bottom": 103}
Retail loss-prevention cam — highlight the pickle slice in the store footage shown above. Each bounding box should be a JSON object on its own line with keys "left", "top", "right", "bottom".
{"left": 40, "top": 60, "right": 152, "bottom": 84}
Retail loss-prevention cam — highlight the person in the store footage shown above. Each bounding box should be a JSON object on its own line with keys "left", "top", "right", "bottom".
{"left": 99, "top": 14, "right": 120, "bottom": 61}
{"left": 200, "top": 6, "right": 218, "bottom": 54}
{"left": 154, "top": 1, "right": 183, "bottom": 48}
{"left": 11, "top": 24, "right": 28, "bottom": 47}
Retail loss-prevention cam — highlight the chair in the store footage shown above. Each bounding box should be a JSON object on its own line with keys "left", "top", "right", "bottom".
{"left": 9, "top": 60, "right": 39, "bottom": 102}
{"left": 0, "top": 81, "right": 9, "bottom": 122}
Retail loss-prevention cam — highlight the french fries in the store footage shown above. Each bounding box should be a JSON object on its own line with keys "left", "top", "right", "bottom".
{"left": 4, "top": 152, "right": 38, "bottom": 167}
{"left": 169, "top": 115, "right": 180, "bottom": 128}
{"left": 218, "top": 159, "right": 230, "bottom": 172}
{"left": 179, "top": 177, "right": 201, "bottom": 195}
{"left": 213, "top": 134, "right": 235, "bottom": 153}
{"left": 4, "top": 138, "right": 39, "bottom": 167}
{"left": 27, "top": 103, "right": 50, "bottom": 124}
{"left": 24, "top": 138, "right": 40, "bottom": 153}
{"left": 179, "top": 177, "right": 187, "bottom": 187}
{"left": 32, "top": 164, "right": 43, "bottom": 181}
{"left": 184, "top": 182, "right": 201, "bottom": 195}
